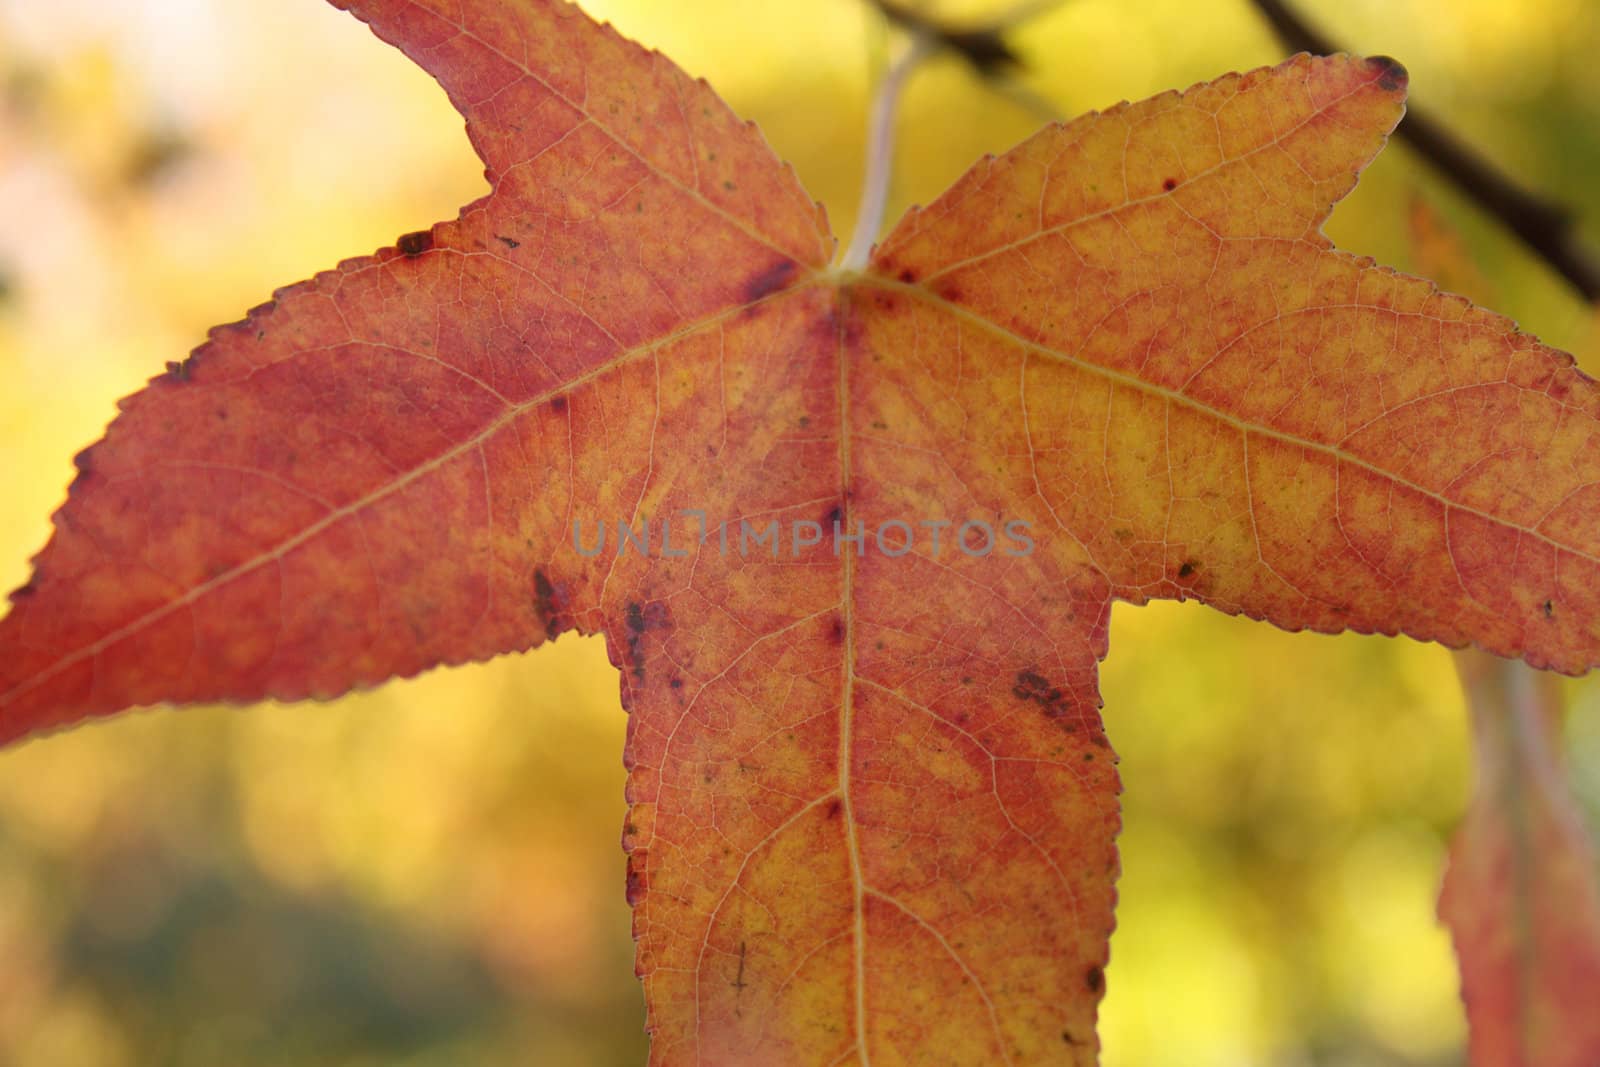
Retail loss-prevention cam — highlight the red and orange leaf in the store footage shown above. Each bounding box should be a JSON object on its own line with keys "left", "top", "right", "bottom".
{"left": 1443, "top": 653, "right": 1600, "bottom": 1067}
{"left": 1405, "top": 199, "right": 1600, "bottom": 1066}
{"left": 3, "top": 1, "right": 1600, "bottom": 1063}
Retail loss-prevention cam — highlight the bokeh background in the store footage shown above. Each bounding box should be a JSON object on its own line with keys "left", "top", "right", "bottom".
{"left": 0, "top": 0, "right": 1598, "bottom": 1064}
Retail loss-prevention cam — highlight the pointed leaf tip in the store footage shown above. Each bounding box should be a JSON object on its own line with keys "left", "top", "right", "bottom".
{"left": 1366, "top": 54, "right": 1409, "bottom": 93}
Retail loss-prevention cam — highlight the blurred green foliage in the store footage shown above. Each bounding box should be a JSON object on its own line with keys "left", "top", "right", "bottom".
{"left": 0, "top": 1, "right": 1596, "bottom": 1063}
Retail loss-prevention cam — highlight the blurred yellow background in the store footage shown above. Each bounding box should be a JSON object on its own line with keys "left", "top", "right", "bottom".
{"left": 0, "top": 1, "right": 1597, "bottom": 1064}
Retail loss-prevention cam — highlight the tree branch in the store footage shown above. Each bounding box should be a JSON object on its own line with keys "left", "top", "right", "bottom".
{"left": 1250, "top": 0, "right": 1600, "bottom": 304}
{"left": 868, "top": 0, "right": 1024, "bottom": 76}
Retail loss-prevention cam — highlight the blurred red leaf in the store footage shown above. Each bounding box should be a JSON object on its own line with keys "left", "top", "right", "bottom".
{"left": 1446, "top": 653, "right": 1600, "bottom": 1067}
{"left": 4, "top": 1, "right": 1600, "bottom": 1061}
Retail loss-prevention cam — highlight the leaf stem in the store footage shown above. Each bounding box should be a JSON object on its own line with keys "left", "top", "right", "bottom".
{"left": 842, "top": 32, "right": 933, "bottom": 272}
{"left": 1249, "top": 0, "right": 1600, "bottom": 303}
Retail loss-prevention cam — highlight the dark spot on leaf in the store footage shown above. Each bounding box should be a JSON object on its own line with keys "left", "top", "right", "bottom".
{"left": 1178, "top": 560, "right": 1197, "bottom": 578}
{"left": 625, "top": 856, "right": 647, "bottom": 906}
{"left": 798, "top": 415, "right": 810, "bottom": 428}
{"left": 397, "top": 230, "right": 433, "bottom": 257}
{"left": 625, "top": 603, "right": 646, "bottom": 679}
{"left": 825, "top": 506, "right": 842, "bottom": 528}
{"left": 533, "top": 569, "right": 566, "bottom": 636}
{"left": 1163, "top": 177, "right": 1178, "bottom": 192}
{"left": 741, "top": 258, "right": 797, "bottom": 303}
{"left": 825, "top": 798, "right": 842, "bottom": 819}
{"left": 550, "top": 394, "right": 567, "bottom": 414}
{"left": 670, "top": 678, "right": 683, "bottom": 689}
{"left": 164, "top": 359, "right": 190, "bottom": 381}
{"left": 934, "top": 281, "right": 963, "bottom": 303}
{"left": 1013, "top": 669, "right": 1048, "bottom": 699}
{"left": 898, "top": 268, "right": 917, "bottom": 283}
{"left": 495, "top": 234, "right": 520, "bottom": 249}
{"left": 255, "top": 330, "right": 265, "bottom": 341}
{"left": 9, "top": 582, "right": 36, "bottom": 602}
{"left": 1544, "top": 598, "right": 1555, "bottom": 619}
{"left": 621, "top": 600, "right": 670, "bottom": 682}
{"left": 1366, "top": 55, "right": 1408, "bottom": 92}
{"left": 1013, "top": 668, "right": 1074, "bottom": 726}
{"left": 215, "top": 408, "right": 229, "bottom": 422}
{"left": 828, "top": 616, "right": 845, "bottom": 644}
{"left": 1086, "top": 965, "right": 1104, "bottom": 993}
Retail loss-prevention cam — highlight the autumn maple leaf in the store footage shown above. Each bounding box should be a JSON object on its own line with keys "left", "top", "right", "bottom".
{"left": 4, "top": 1, "right": 1600, "bottom": 1063}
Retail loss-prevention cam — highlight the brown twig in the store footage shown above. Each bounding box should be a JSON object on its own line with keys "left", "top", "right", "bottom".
{"left": 868, "top": 0, "right": 1024, "bottom": 76}
{"left": 864, "top": 1, "right": 1069, "bottom": 122}
{"left": 1250, "top": 0, "right": 1600, "bottom": 304}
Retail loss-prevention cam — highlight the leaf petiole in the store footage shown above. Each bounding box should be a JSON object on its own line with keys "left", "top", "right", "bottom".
{"left": 841, "top": 31, "right": 933, "bottom": 271}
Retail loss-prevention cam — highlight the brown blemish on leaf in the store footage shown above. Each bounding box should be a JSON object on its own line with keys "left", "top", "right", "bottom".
{"left": 1366, "top": 54, "right": 1408, "bottom": 92}
{"left": 533, "top": 569, "right": 566, "bottom": 637}
{"left": 1178, "top": 560, "right": 1197, "bottom": 579}
{"left": 1013, "top": 668, "right": 1077, "bottom": 729}
{"left": 625, "top": 602, "right": 646, "bottom": 679}
{"left": 825, "top": 798, "right": 842, "bottom": 819}
{"left": 828, "top": 616, "right": 845, "bottom": 644}
{"left": 898, "top": 268, "right": 917, "bottom": 284}
{"left": 625, "top": 854, "right": 647, "bottom": 906}
{"left": 1163, "top": 177, "right": 1178, "bottom": 192}
{"left": 495, "top": 234, "right": 520, "bottom": 249}
{"left": 549, "top": 394, "right": 568, "bottom": 414}
{"left": 623, "top": 600, "right": 671, "bottom": 682}
{"left": 8, "top": 582, "right": 36, "bottom": 603}
{"left": 741, "top": 258, "right": 797, "bottom": 303}
{"left": 396, "top": 230, "right": 433, "bottom": 257}
{"left": 1544, "top": 598, "right": 1556, "bottom": 619}
{"left": 1086, "top": 965, "right": 1104, "bottom": 993}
